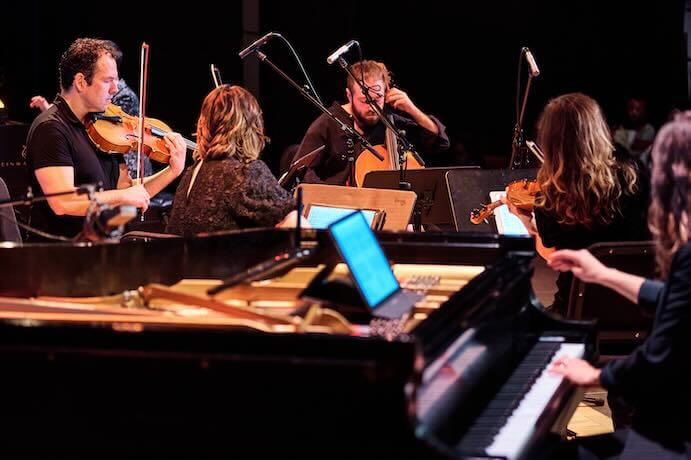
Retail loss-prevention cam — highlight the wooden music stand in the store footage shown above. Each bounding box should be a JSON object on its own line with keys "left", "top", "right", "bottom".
{"left": 296, "top": 184, "right": 416, "bottom": 231}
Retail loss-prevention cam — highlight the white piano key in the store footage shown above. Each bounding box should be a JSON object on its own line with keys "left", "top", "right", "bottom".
{"left": 485, "top": 343, "right": 585, "bottom": 460}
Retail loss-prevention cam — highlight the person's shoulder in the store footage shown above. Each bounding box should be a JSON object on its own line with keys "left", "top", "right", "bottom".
{"left": 314, "top": 102, "right": 349, "bottom": 125}
{"left": 675, "top": 242, "right": 691, "bottom": 260}
{"left": 27, "top": 109, "right": 69, "bottom": 144}
{"left": 30, "top": 104, "right": 64, "bottom": 129}
{"left": 245, "top": 158, "right": 274, "bottom": 176}
{"left": 667, "top": 242, "right": 691, "bottom": 276}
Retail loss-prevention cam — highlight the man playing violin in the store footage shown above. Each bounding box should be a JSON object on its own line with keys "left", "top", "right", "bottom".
{"left": 24, "top": 38, "right": 186, "bottom": 240}
{"left": 293, "top": 59, "right": 450, "bottom": 185}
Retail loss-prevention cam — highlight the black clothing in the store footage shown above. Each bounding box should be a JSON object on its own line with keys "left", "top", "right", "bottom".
{"left": 599, "top": 242, "right": 691, "bottom": 444}
{"left": 294, "top": 102, "right": 450, "bottom": 185}
{"left": 112, "top": 79, "right": 139, "bottom": 117}
{"left": 165, "top": 157, "right": 294, "bottom": 236}
{"left": 534, "top": 162, "right": 650, "bottom": 314}
{"left": 24, "top": 95, "right": 123, "bottom": 239}
{"left": 559, "top": 244, "right": 691, "bottom": 459}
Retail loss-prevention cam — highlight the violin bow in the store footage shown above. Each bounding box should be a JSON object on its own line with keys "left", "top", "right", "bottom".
{"left": 210, "top": 64, "right": 222, "bottom": 88}
{"left": 136, "top": 42, "right": 150, "bottom": 185}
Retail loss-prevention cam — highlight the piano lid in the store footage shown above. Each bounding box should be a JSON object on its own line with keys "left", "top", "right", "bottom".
{"left": 0, "top": 228, "right": 535, "bottom": 297}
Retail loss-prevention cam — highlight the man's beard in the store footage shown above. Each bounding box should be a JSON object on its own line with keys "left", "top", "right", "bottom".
{"left": 352, "top": 105, "right": 379, "bottom": 128}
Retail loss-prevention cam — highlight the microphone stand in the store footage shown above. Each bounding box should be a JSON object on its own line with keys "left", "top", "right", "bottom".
{"left": 337, "top": 57, "right": 425, "bottom": 230}
{"left": 509, "top": 48, "right": 538, "bottom": 170}
{"left": 207, "top": 185, "right": 314, "bottom": 296}
{"left": 0, "top": 184, "right": 100, "bottom": 209}
{"left": 248, "top": 50, "right": 385, "bottom": 170}
{"left": 0, "top": 183, "right": 104, "bottom": 242}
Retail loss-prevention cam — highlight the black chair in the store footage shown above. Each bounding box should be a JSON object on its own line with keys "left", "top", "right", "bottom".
{"left": 0, "top": 177, "right": 21, "bottom": 244}
{"left": 566, "top": 241, "right": 656, "bottom": 356}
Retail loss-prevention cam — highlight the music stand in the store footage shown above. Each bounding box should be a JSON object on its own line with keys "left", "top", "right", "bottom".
{"left": 363, "top": 167, "right": 478, "bottom": 231}
{"left": 446, "top": 168, "right": 538, "bottom": 233}
{"left": 278, "top": 145, "right": 325, "bottom": 190}
{"left": 296, "top": 183, "right": 416, "bottom": 231}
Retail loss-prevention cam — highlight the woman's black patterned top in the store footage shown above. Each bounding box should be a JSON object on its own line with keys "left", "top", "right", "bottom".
{"left": 165, "top": 157, "right": 295, "bottom": 236}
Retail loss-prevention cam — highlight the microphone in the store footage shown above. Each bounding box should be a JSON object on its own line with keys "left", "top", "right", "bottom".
{"left": 81, "top": 204, "right": 137, "bottom": 242}
{"left": 207, "top": 248, "right": 314, "bottom": 295}
{"left": 326, "top": 40, "right": 358, "bottom": 65}
{"left": 523, "top": 47, "right": 540, "bottom": 77}
{"left": 238, "top": 32, "right": 275, "bottom": 59}
{"left": 75, "top": 182, "right": 103, "bottom": 196}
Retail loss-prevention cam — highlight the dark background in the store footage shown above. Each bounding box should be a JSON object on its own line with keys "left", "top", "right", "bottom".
{"left": 1, "top": 0, "right": 688, "bottom": 174}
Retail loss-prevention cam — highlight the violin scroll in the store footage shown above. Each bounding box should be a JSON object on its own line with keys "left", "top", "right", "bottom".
{"left": 469, "top": 201, "right": 503, "bottom": 225}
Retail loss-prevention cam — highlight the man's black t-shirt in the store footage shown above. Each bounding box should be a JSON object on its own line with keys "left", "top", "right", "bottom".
{"left": 25, "top": 95, "right": 122, "bottom": 239}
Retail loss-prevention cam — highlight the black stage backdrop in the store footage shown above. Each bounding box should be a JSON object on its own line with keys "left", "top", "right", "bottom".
{"left": 1, "top": 0, "right": 687, "bottom": 175}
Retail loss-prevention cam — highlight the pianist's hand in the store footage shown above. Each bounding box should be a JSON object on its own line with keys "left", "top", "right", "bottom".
{"left": 547, "top": 249, "right": 607, "bottom": 284}
{"left": 549, "top": 356, "right": 601, "bottom": 387}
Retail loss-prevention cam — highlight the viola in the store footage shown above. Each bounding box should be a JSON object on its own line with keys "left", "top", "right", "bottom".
{"left": 86, "top": 103, "right": 196, "bottom": 164}
{"left": 469, "top": 178, "right": 540, "bottom": 225}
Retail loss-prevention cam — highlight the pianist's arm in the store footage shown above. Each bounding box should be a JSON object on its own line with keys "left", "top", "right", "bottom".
{"left": 599, "top": 243, "right": 691, "bottom": 399}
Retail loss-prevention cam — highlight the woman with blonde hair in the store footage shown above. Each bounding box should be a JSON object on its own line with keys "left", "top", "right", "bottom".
{"left": 166, "top": 85, "right": 294, "bottom": 236}
{"left": 548, "top": 111, "right": 691, "bottom": 458}
{"left": 506, "top": 93, "right": 650, "bottom": 314}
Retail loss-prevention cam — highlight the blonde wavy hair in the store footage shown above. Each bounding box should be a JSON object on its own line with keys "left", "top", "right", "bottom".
{"left": 194, "top": 85, "right": 266, "bottom": 162}
{"left": 648, "top": 111, "right": 691, "bottom": 277}
{"left": 535, "top": 93, "right": 638, "bottom": 227}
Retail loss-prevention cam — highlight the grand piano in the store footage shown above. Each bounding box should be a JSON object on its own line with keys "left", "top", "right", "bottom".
{"left": 0, "top": 229, "right": 595, "bottom": 458}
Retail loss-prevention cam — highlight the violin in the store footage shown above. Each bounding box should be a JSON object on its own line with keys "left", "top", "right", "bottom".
{"left": 469, "top": 178, "right": 540, "bottom": 224}
{"left": 86, "top": 103, "right": 197, "bottom": 164}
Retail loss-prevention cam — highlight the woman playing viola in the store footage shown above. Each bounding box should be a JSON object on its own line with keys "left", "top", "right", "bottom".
{"left": 504, "top": 93, "right": 650, "bottom": 315}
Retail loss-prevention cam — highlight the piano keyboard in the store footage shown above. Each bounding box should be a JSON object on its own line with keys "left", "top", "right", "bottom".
{"left": 457, "top": 340, "right": 585, "bottom": 460}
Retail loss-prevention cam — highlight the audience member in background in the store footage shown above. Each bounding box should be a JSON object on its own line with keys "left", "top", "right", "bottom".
{"left": 612, "top": 96, "right": 656, "bottom": 160}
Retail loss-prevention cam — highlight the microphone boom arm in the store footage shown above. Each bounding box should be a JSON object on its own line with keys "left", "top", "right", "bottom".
{"left": 251, "top": 51, "right": 384, "bottom": 161}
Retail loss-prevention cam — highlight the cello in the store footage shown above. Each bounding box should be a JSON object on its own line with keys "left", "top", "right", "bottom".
{"left": 352, "top": 115, "right": 424, "bottom": 187}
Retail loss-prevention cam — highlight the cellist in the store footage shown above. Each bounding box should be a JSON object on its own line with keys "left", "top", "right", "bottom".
{"left": 24, "top": 38, "right": 186, "bottom": 241}
{"left": 293, "top": 59, "right": 450, "bottom": 186}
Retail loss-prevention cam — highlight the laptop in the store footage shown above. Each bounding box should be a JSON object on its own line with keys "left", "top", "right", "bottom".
{"left": 327, "top": 211, "right": 422, "bottom": 319}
